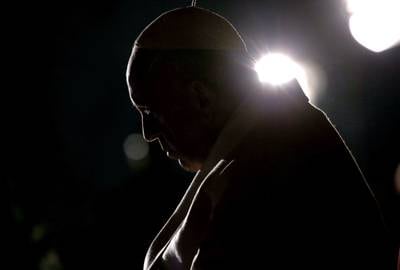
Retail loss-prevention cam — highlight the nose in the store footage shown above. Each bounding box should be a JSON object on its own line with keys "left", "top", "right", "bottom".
{"left": 141, "top": 113, "right": 161, "bottom": 142}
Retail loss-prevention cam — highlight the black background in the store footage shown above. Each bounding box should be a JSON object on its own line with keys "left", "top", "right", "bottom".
{"left": 5, "top": 0, "right": 399, "bottom": 269}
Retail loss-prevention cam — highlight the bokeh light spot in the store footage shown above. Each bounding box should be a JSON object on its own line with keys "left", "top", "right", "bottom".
{"left": 32, "top": 224, "right": 47, "bottom": 242}
{"left": 123, "top": 133, "right": 149, "bottom": 161}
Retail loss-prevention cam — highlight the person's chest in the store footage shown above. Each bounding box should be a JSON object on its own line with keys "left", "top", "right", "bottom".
{"left": 145, "top": 160, "right": 233, "bottom": 270}
{"left": 159, "top": 189, "right": 213, "bottom": 270}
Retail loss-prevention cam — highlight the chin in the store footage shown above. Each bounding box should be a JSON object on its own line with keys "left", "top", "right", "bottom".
{"left": 178, "top": 159, "right": 202, "bottom": 172}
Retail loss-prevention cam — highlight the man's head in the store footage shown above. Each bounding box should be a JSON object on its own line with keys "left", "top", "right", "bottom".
{"left": 126, "top": 7, "right": 254, "bottom": 172}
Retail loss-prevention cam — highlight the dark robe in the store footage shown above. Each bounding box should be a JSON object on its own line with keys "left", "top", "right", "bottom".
{"left": 145, "top": 80, "right": 395, "bottom": 270}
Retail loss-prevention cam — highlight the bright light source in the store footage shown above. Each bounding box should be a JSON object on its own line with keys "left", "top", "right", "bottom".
{"left": 346, "top": 0, "right": 374, "bottom": 14}
{"left": 255, "top": 53, "right": 302, "bottom": 85}
{"left": 123, "top": 133, "right": 149, "bottom": 161}
{"left": 346, "top": 0, "right": 400, "bottom": 52}
{"left": 254, "top": 53, "right": 327, "bottom": 104}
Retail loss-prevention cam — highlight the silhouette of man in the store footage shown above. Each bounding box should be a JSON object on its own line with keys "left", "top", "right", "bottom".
{"left": 126, "top": 6, "right": 395, "bottom": 270}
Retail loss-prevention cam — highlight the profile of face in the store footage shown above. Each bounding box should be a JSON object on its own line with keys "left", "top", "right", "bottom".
{"left": 126, "top": 50, "right": 220, "bottom": 172}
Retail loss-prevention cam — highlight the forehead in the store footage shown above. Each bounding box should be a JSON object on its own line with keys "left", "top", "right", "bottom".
{"left": 127, "top": 48, "right": 185, "bottom": 107}
{"left": 127, "top": 48, "right": 157, "bottom": 106}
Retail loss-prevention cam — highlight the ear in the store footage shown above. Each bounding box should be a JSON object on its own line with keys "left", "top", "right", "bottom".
{"left": 189, "top": 80, "right": 216, "bottom": 114}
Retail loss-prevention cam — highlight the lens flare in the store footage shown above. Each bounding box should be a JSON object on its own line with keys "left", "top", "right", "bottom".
{"left": 255, "top": 53, "right": 302, "bottom": 85}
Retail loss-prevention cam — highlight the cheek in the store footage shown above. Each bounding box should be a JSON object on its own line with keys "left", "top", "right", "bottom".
{"left": 157, "top": 100, "right": 210, "bottom": 146}
{"left": 173, "top": 112, "right": 203, "bottom": 136}
{"left": 161, "top": 114, "right": 197, "bottom": 147}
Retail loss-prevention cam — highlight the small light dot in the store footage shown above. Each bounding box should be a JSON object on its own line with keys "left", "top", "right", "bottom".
{"left": 123, "top": 133, "right": 149, "bottom": 161}
{"left": 32, "top": 224, "right": 46, "bottom": 242}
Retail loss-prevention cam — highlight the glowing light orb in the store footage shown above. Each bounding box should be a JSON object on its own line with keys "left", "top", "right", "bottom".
{"left": 346, "top": 0, "right": 400, "bottom": 52}
{"left": 254, "top": 53, "right": 327, "bottom": 103}
{"left": 255, "top": 53, "right": 302, "bottom": 85}
{"left": 123, "top": 133, "right": 149, "bottom": 161}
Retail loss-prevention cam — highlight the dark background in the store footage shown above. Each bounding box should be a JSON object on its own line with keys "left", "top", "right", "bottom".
{"left": 5, "top": 0, "right": 399, "bottom": 269}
